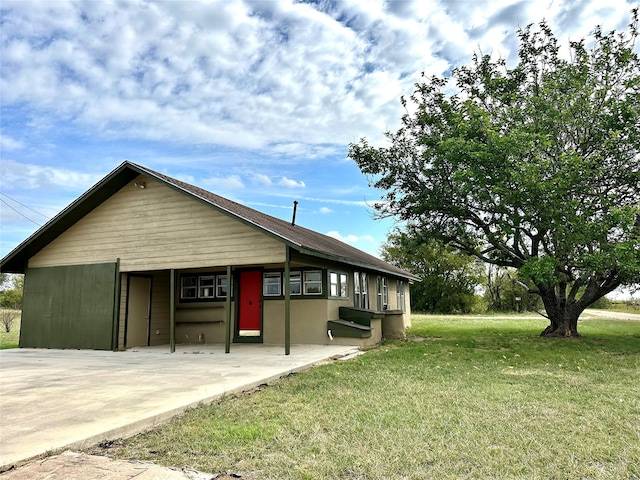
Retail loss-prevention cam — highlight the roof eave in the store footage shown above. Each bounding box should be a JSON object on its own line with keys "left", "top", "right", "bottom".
{"left": 0, "top": 161, "right": 140, "bottom": 273}
{"left": 295, "top": 246, "right": 418, "bottom": 281}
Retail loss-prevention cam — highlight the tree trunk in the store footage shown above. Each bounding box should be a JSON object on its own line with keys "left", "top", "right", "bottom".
{"left": 539, "top": 312, "right": 580, "bottom": 337}
{"left": 538, "top": 287, "right": 581, "bottom": 337}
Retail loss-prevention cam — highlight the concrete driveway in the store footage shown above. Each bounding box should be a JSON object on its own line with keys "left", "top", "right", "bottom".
{"left": 0, "top": 344, "right": 359, "bottom": 471}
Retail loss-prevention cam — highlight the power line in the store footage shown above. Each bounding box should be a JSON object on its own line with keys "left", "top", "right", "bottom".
{"left": 0, "top": 191, "right": 50, "bottom": 219}
{"left": 0, "top": 198, "right": 42, "bottom": 226}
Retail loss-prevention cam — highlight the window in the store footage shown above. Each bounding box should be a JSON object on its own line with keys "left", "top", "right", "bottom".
{"left": 180, "top": 273, "right": 232, "bottom": 301}
{"left": 330, "top": 272, "right": 348, "bottom": 298}
{"left": 377, "top": 276, "right": 389, "bottom": 310}
{"left": 199, "top": 275, "right": 215, "bottom": 298}
{"left": 264, "top": 272, "right": 282, "bottom": 296}
{"left": 396, "top": 280, "right": 405, "bottom": 312}
{"left": 181, "top": 276, "right": 197, "bottom": 299}
{"left": 259, "top": 269, "right": 323, "bottom": 298}
{"left": 289, "top": 271, "right": 301, "bottom": 295}
{"left": 303, "top": 270, "right": 322, "bottom": 295}
{"left": 354, "top": 271, "right": 369, "bottom": 309}
{"left": 217, "top": 275, "right": 230, "bottom": 298}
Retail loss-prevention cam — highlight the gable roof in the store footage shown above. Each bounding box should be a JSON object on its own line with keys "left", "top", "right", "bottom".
{"left": 1, "top": 161, "right": 417, "bottom": 280}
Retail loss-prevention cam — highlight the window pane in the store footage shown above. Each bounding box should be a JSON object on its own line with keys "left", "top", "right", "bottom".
{"left": 217, "top": 276, "right": 228, "bottom": 297}
{"left": 182, "top": 287, "right": 197, "bottom": 298}
{"left": 361, "top": 273, "right": 368, "bottom": 309}
{"left": 306, "top": 271, "right": 322, "bottom": 282}
{"left": 181, "top": 276, "right": 197, "bottom": 299}
{"left": 264, "top": 273, "right": 281, "bottom": 296}
{"left": 199, "top": 276, "right": 215, "bottom": 298}
{"left": 340, "top": 274, "right": 348, "bottom": 297}
{"left": 303, "top": 270, "right": 322, "bottom": 295}
{"left": 290, "top": 272, "right": 301, "bottom": 295}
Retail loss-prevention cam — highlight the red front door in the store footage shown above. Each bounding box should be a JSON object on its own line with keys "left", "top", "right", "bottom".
{"left": 238, "top": 270, "right": 262, "bottom": 337}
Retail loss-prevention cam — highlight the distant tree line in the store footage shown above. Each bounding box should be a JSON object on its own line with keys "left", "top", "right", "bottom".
{"left": 0, "top": 274, "right": 23, "bottom": 309}
{"left": 381, "top": 230, "right": 541, "bottom": 314}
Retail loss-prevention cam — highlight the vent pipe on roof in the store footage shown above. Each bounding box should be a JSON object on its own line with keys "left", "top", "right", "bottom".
{"left": 291, "top": 200, "right": 299, "bottom": 226}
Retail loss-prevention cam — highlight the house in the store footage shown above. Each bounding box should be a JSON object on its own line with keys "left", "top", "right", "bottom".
{"left": 0, "top": 161, "right": 416, "bottom": 353}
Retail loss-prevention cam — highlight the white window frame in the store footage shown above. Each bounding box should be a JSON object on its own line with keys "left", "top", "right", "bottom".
{"left": 263, "top": 272, "right": 282, "bottom": 296}
{"left": 377, "top": 276, "right": 389, "bottom": 310}
{"left": 199, "top": 275, "right": 216, "bottom": 299}
{"left": 396, "top": 280, "right": 406, "bottom": 312}
{"left": 354, "top": 271, "right": 369, "bottom": 309}
{"left": 303, "top": 270, "right": 323, "bottom": 295}
{"left": 216, "top": 275, "right": 230, "bottom": 298}
{"left": 289, "top": 271, "right": 302, "bottom": 296}
{"left": 329, "top": 271, "right": 348, "bottom": 298}
{"left": 181, "top": 275, "right": 197, "bottom": 299}
{"left": 180, "top": 273, "right": 234, "bottom": 301}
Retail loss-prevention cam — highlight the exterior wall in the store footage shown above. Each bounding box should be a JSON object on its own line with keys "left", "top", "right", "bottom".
{"left": 28, "top": 176, "right": 286, "bottom": 272}
{"left": 262, "top": 297, "right": 382, "bottom": 347}
{"left": 175, "top": 303, "right": 232, "bottom": 345}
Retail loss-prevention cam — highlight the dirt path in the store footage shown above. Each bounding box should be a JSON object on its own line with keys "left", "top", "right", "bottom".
{"left": 583, "top": 309, "right": 640, "bottom": 321}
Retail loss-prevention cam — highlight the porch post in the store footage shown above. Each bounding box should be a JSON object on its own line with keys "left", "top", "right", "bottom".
{"left": 111, "top": 258, "right": 121, "bottom": 351}
{"left": 225, "top": 265, "right": 232, "bottom": 354}
{"left": 285, "top": 246, "right": 291, "bottom": 355}
{"left": 170, "top": 268, "right": 176, "bottom": 353}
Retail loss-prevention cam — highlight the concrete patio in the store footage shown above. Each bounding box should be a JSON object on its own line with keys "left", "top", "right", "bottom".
{"left": 0, "top": 344, "right": 360, "bottom": 472}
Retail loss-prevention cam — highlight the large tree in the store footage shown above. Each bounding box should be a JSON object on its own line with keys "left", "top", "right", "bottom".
{"left": 350, "top": 12, "right": 640, "bottom": 337}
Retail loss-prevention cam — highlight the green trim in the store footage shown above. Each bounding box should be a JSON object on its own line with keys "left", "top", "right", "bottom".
{"left": 111, "top": 258, "right": 121, "bottom": 350}
{"left": 170, "top": 269, "right": 176, "bottom": 353}
{"left": 285, "top": 246, "right": 291, "bottom": 355}
{"left": 328, "top": 319, "right": 372, "bottom": 338}
{"left": 225, "top": 265, "right": 232, "bottom": 354}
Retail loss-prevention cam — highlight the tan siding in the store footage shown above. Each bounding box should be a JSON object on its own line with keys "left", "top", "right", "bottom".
{"left": 29, "top": 176, "right": 285, "bottom": 271}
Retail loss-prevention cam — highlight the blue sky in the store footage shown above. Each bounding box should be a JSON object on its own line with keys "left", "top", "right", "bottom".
{"left": 1, "top": 0, "right": 637, "bottom": 266}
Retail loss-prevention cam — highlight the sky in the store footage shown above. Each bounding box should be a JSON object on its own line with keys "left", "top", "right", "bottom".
{"left": 0, "top": 0, "right": 638, "bottom": 296}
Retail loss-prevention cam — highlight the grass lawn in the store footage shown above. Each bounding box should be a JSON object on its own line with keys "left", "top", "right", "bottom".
{"left": 0, "top": 310, "right": 20, "bottom": 349}
{"left": 102, "top": 315, "right": 640, "bottom": 479}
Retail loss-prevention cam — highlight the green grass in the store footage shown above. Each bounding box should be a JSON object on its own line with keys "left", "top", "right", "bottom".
{"left": 0, "top": 310, "right": 20, "bottom": 349}
{"left": 101, "top": 315, "right": 640, "bottom": 479}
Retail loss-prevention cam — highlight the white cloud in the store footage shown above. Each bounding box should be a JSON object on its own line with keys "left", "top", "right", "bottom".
{"left": 326, "top": 230, "right": 375, "bottom": 245}
{"left": 0, "top": 159, "right": 101, "bottom": 191}
{"left": 252, "top": 173, "right": 273, "bottom": 186}
{"left": 250, "top": 173, "right": 305, "bottom": 188}
{"left": 279, "top": 176, "right": 305, "bottom": 188}
{"left": 0, "top": 135, "right": 24, "bottom": 151}
{"left": 319, "top": 207, "right": 333, "bottom": 214}
{"left": 201, "top": 175, "right": 244, "bottom": 190}
{"left": 8, "top": 0, "right": 631, "bottom": 152}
